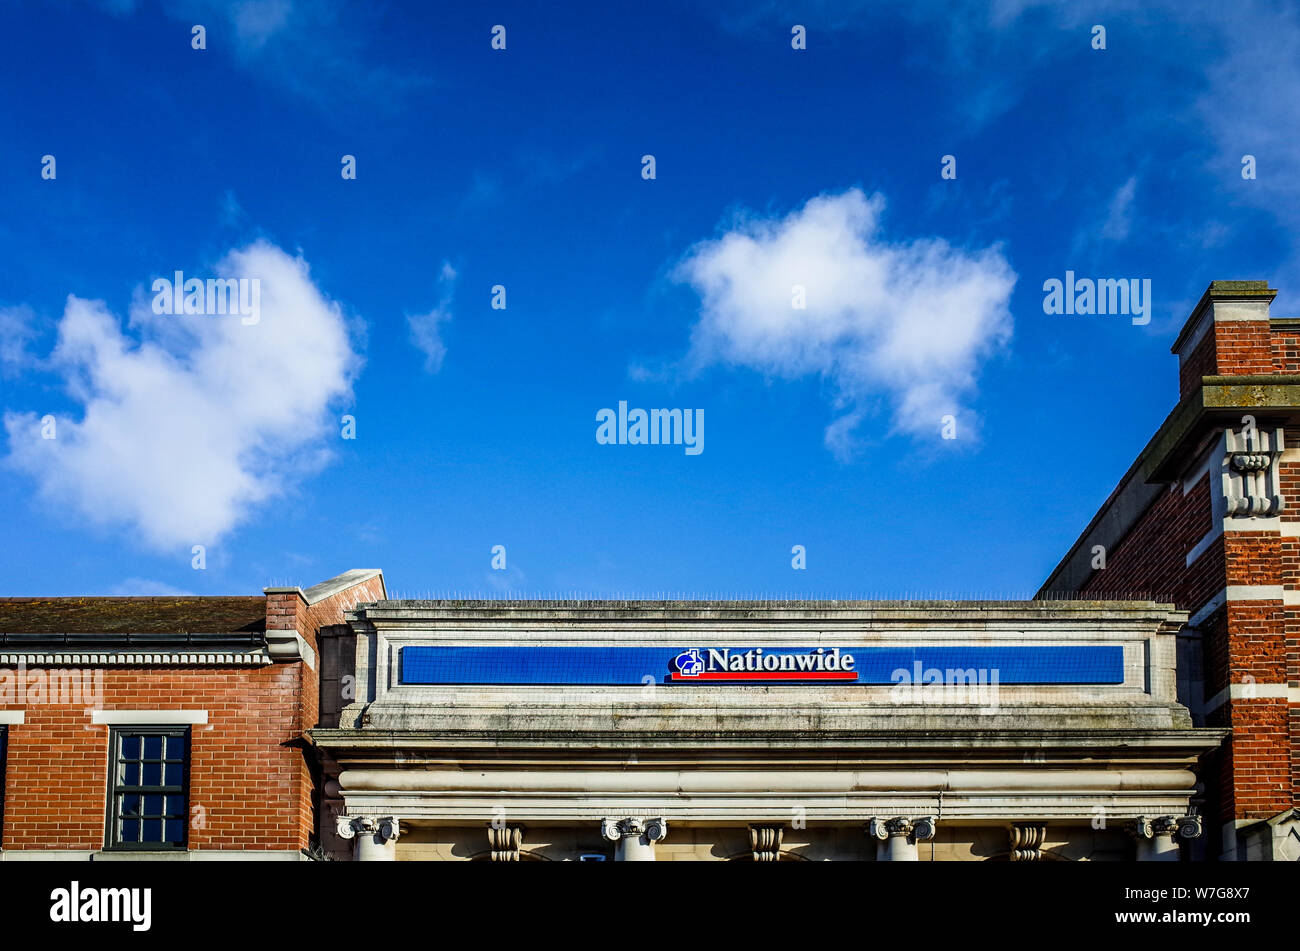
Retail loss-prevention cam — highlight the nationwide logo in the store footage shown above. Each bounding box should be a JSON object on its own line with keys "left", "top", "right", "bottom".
{"left": 670, "top": 647, "right": 857, "bottom": 682}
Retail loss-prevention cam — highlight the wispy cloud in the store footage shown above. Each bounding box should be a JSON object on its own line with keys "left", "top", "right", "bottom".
{"left": 1100, "top": 176, "right": 1138, "bottom": 242}
{"left": 0, "top": 305, "right": 38, "bottom": 377}
{"left": 97, "top": 0, "right": 431, "bottom": 110}
{"left": 407, "top": 262, "right": 456, "bottom": 373}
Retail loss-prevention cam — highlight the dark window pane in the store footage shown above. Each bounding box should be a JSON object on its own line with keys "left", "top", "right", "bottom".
{"left": 109, "top": 729, "right": 188, "bottom": 849}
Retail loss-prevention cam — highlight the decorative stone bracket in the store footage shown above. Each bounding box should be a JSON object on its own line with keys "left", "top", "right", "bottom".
{"left": 749, "top": 824, "right": 784, "bottom": 862}
{"left": 487, "top": 824, "right": 524, "bottom": 862}
{"left": 1222, "top": 426, "right": 1285, "bottom": 517}
{"left": 1008, "top": 823, "right": 1047, "bottom": 861}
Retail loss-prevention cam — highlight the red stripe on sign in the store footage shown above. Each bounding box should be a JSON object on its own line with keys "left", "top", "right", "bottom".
{"left": 670, "top": 671, "right": 858, "bottom": 681}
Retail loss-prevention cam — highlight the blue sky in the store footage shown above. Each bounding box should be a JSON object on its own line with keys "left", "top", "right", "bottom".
{"left": 1, "top": 0, "right": 1296, "bottom": 598}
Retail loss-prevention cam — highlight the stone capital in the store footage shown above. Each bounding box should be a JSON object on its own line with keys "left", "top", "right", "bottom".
{"left": 1130, "top": 815, "right": 1202, "bottom": 841}
{"left": 868, "top": 816, "right": 936, "bottom": 842}
{"left": 336, "top": 815, "right": 400, "bottom": 843}
{"left": 601, "top": 817, "right": 668, "bottom": 843}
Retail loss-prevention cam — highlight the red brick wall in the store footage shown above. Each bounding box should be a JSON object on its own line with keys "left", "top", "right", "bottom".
{"left": 1271, "top": 331, "right": 1300, "bottom": 372}
{"left": 1212, "top": 321, "right": 1274, "bottom": 376}
{"left": 1079, "top": 475, "right": 1214, "bottom": 604}
{"left": 0, "top": 664, "right": 309, "bottom": 851}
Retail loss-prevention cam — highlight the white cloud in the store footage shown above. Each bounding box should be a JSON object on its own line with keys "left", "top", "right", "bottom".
{"left": 3, "top": 241, "right": 360, "bottom": 551}
{"left": 407, "top": 262, "right": 456, "bottom": 373}
{"left": 675, "top": 189, "right": 1016, "bottom": 447}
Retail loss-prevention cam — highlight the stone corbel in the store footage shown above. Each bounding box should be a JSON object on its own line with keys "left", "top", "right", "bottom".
{"left": 748, "top": 824, "right": 784, "bottom": 862}
{"left": 1222, "top": 426, "right": 1285, "bottom": 517}
{"left": 265, "top": 627, "right": 318, "bottom": 669}
{"left": 1008, "top": 823, "right": 1047, "bottom": 861}
{"left": 487, "top": 824, "right": 525, "bottom": 862}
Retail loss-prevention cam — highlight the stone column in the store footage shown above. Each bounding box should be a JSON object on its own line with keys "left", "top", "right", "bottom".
{"left": 601, "top": 818, "right": 668, "bottom": 861}
{"left": 868, "top": 817, "right": 936, "bottom": 861}
{"left": 1130, "top": 815, "right": 1202, "bottom": 861}
{"left": 337, "top": 815, "right": 400, "bottom": 861}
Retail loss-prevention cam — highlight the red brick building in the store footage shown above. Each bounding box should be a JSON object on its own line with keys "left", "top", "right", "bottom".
{"left": 1041, "top": 281, "right": 1300, "bottom": 861}
{"left": 0, "top": 570, "right": 384, "bottom": 859}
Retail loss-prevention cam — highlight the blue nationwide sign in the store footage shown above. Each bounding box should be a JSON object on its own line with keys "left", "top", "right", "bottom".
{"left": 398, "top": 645, "right": 1125, "bottom": 686}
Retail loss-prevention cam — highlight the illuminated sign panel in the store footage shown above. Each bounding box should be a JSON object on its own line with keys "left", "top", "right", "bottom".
{"left": 399, "top": 645, "right": 1124, "bottom": 686}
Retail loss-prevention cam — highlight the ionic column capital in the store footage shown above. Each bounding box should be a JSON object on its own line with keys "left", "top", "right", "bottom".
{"left": 336, "top": 815, "right": 401, "bottom": 843}
{"left": 1129, "top": 815, "right": 1202, "bottom": 841}
{"left": 601, "top": 817, "right": 668, "bottom": 843}
{"left": 868, "top": 816, "right": 937, "bottom": 842}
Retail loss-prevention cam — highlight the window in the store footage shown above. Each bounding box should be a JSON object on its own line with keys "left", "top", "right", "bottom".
{"left": 106, "top": 727, "right": 189, "bottom": 851}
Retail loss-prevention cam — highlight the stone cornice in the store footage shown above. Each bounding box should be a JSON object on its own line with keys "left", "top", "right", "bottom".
{"left": 311, "top": 726, "right": 1228, "bottom": 757}
{"left": 347, "top": 599, "right": 1185, "bottom": 629}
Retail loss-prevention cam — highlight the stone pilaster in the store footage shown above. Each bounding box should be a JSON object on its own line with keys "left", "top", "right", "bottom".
{"left": 336, "top": 815, "right": 400, "bottom": 861}
{"left": 601, "top": 817, "right": 667, "bottom": 861}
{"left": 867, "top": 816, "right": 936, "bottom": 861}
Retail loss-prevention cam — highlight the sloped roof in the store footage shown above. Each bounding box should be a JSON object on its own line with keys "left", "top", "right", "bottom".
{"left": 0, "top": 597, "right": 266, "bottom": 634}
